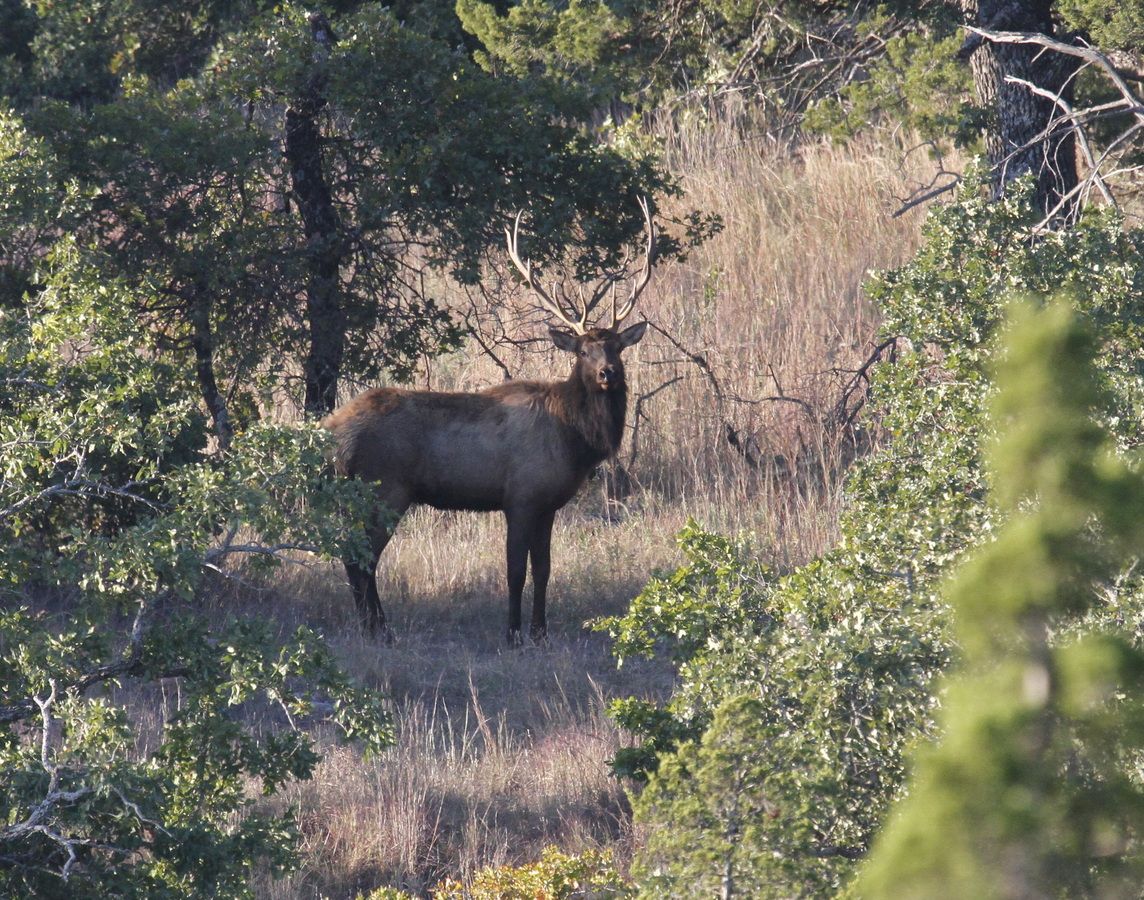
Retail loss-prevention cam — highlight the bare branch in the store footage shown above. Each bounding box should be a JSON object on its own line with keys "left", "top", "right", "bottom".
{"left": 646, "top": 321, "right": 724, "bottom": 402}
{"left": 203, "top": 541, "right": 323, "bottom": 565}
{"left": 1003, "top": 74, "right": 1115, "bottom": 208}
{"left": 0, "top": 600, "right": 189, "bottom": 726}
{"left": 828, "top": 337, "right": 899, "bottom": 432}
{"left": 628, "top": 375, "right": 684, "bottom": 468}
{"left": 0, "top": 476, "right": 165, "bottom": 522}
{"left": 965, "top": 27, "right": 1144, "bottom": 124}
{"left": 960, "top": 26, "right": 1144, "bottom": 226}
{"left": 892, "top": 179, "right": 960, "bottom": 218}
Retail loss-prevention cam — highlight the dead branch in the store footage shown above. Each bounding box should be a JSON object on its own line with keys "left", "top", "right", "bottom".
{"left": 463, "top": 308, "right": 514, "bottom": 381}
{"left": 725, "top": 422, "right": 767, "bottom": 470}
{"left": 965, "top": 27, "right": 1144, "bottom": 119}
{"left": 0, "top": 475, "right": 166, "bottom": 522}
{"left": 893, "top": 179, "right": 960, "bottom": 218}
{"left": 628, "top": 375, "right": 684, "bottom": 469}
{"left": 647, "top": 321, "right": 724, "bottom": 402}
{"left": 961, "top": 26, "right": 1144, "bottom": 228}
{"left": 827, "top": 337, "right": 900, "bottom": 432}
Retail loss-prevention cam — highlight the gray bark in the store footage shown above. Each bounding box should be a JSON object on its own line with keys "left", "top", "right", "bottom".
{"left": 286, "top": 12, "right": 345, "bottom": 416}
{"left": 959, "top": 0, "right": 1080, "bottom": 218}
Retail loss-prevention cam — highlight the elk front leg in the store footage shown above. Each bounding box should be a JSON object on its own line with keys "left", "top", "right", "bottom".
{"left": 528, "top": 510, "right": 556, "bottom": 642}
{"left": 505, "top": 509, "right": 535, "bottom": 645}
{"left": 346, "top": 495, "right": 405, "bottom": 642}
{"left": 345, "top": 552, "right": 387, "bottom": 637}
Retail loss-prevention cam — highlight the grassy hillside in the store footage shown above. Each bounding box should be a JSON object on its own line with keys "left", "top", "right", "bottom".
{"left": 243, "top": 123, "right": 951, "bottom": 897}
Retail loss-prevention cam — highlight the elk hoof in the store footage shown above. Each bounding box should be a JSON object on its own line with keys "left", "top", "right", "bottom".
{"left": 530, "top": 625, "right": 549, "bottom": 645}
{"left": 506, "top": 628, "right": 524, "bottom": 647}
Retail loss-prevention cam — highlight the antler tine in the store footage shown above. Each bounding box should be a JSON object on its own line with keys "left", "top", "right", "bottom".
{"left": 579, "top": 274, "right": 620, "bottom": 324}
{"left": 609, "top": 195, "right": 657, "bottom": 329}
{"left": 560, "top": 283, "right": 590, "bottom": 333}
{"left": 505, "top": 210, "right": 587, "bottom": 335}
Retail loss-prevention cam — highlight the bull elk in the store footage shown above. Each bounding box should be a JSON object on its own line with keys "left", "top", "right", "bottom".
{"left": 323, "top": 201, "right": 657, "bottom": 643}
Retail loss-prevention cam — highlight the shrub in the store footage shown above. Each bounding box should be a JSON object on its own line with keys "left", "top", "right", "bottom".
{"left": 603, "top": 169, "right": 1144, "bottom": 896}
{"left": 0, "top": 250, "right": 391, "bottom": 897}
{"left": 860, "top": 298, "right": 1144, "bottom": 897}
{"left": 433, "top": 847, "right": 632, "bottom": 899}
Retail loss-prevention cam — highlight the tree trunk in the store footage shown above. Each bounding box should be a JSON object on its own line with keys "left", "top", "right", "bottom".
{"left": 286, "top": 12, "right": 345, "bottom": 417}
{"left": 188, "top": 291, "right": 233, "bottom": 451}
{"left": 721, "top": 849, "right": 735, "bottom": 900}
{"left": 960, "top": 0, "right": 1080, "bottom": 218}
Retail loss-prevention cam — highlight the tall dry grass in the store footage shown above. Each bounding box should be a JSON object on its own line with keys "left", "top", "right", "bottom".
{"left": 422, "top": 122, "right": 943, "bottom": 559}
{"left": 246, "top": 121, "right": 955, "bottom": 897}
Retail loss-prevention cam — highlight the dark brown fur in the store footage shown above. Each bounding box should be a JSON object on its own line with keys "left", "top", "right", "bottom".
{"left": 324, "top": 323, "right": 647, "bottom": 642}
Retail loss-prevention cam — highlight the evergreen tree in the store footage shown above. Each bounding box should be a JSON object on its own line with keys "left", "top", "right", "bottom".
{"left": 1, "top": 1, "right": 671, "bottom": 420}
{"left": 601, "top": 175, "right": 1144, "bottom": 897}
{"left": 859, "top": 296, "right": 1144, "bottom": 898}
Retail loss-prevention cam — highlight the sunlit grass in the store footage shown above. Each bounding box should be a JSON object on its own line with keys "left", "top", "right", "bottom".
{"left": 245, "top": 120, "right": 957, "bottom": 897}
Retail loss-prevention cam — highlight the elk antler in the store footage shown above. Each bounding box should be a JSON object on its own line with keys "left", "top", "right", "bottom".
{"left": 504, "top": 198, "right": 657, "bottom": 334}
{"left": 504, "top": 211, "right": 589, "bottom": 335}
{"left": 609, "top": 195, "right": 656, "bottom": 329}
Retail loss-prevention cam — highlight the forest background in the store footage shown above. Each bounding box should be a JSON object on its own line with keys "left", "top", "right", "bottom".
{"left": 2, "top": 0, "right": 1144, "bottom": 897}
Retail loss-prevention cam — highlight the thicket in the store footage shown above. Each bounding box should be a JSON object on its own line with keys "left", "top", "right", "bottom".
{"left": 600, "top": 170, "right": 1144, "bottom": 896}
{"left": 0, "top": 247, "right": 395, "bottom": 895}
{"left": 859, "top": 297, "right": 1144, "bottom": 898}
{"left": 0, "top": 0, "right": 669, "bottom": 892}
{"left": 3, "top": 0, "right": 1144, "bottom": 896}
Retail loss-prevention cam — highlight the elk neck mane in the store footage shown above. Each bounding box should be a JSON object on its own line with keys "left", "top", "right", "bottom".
{"left": 546, "top": 370, "right": 627, "bottom": 467}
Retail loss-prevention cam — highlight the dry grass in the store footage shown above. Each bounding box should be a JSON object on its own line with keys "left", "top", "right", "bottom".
{"left": 245, "top": 493, "right": 677, "bottom": 898}
{"left": 244, "top": 121, "right": 957, "bottom": 897}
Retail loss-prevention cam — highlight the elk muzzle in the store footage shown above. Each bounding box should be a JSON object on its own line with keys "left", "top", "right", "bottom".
{"left": 598, "top": 365, "right": 622, "bottom": 390}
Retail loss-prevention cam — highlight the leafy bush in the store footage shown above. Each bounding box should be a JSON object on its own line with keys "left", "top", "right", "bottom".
{"left": 433, "top": 846, "right": 632, "bottom": 899}
{"left": 0, "top": 251, "right": 390, "bottom": 896}
{"left": 603, "top": 169, "right": 1144, "bottom": 896}
{"left": 861, "top": 298, "right": 1144, "bottom": 897}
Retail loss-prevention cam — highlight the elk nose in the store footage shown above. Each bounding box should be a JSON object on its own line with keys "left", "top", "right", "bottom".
{"left": 600, "top": 367, "right": 618, "bottom": 387}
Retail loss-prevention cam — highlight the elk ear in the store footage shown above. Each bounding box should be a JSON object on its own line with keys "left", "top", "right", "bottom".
{"left": 549, "top": 327, "right": 579, "bottom": 354}
{"left": 618, "top": 320, "right": 648, "bottom": 348}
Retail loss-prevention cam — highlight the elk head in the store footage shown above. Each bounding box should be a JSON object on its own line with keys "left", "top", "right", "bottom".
{"left": 549, "top": 324, "right": 648, "bottom": 393}
{"left": 504, "top": 196, "right": 656, "bottom": 382}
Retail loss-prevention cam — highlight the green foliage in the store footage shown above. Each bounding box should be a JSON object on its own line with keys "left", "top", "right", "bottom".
{"left": 0, "top": 257, "right": 390, "bottom": 895}
{"left": 0, "top": 4, "right": 688, "bottom": 890}
{"left": 0, "top": 109, "right": 88, "bottom": 308}
{"left": 4, "top": 2, "right": 675, "bottom": 409}
{"left": 605, "top": 170, "right": 1144, "bottom": 896}
{"left": 461, "top": 0, "right": 976, "bottom": 143}
{"left": 612, "top": 531, "right": 947, "bottom": 895}
{"left": 805, "top": 30, "right": 978, "bottom": 147}
{"left": 0, "top": 609, "right": 389, "bottom": 898}
{"left": 357, "top": 888, "right": 419, "bottom": 900}
{"left": 1057, "top": 0, "right": 1144, "bottom": 53}
{"left": 594, "top": 522, "right": 777, "bottom": 781}
{"left": 635, "top": 695, "right": 821, "bottom": 898}
{"left": 859, "top": 298, "right": 1144, "bottom": 899}
{"left": 0, "top": 0, "right": 270, "bottom": 105}
{"left": 433, "top": 846, "right": 632, "bottom": 899}
{"left": 458, "top": 0, "right": 636, "bottom": 114}
{"left": 598, "top": 521, "right": 775, "bottom": 667}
